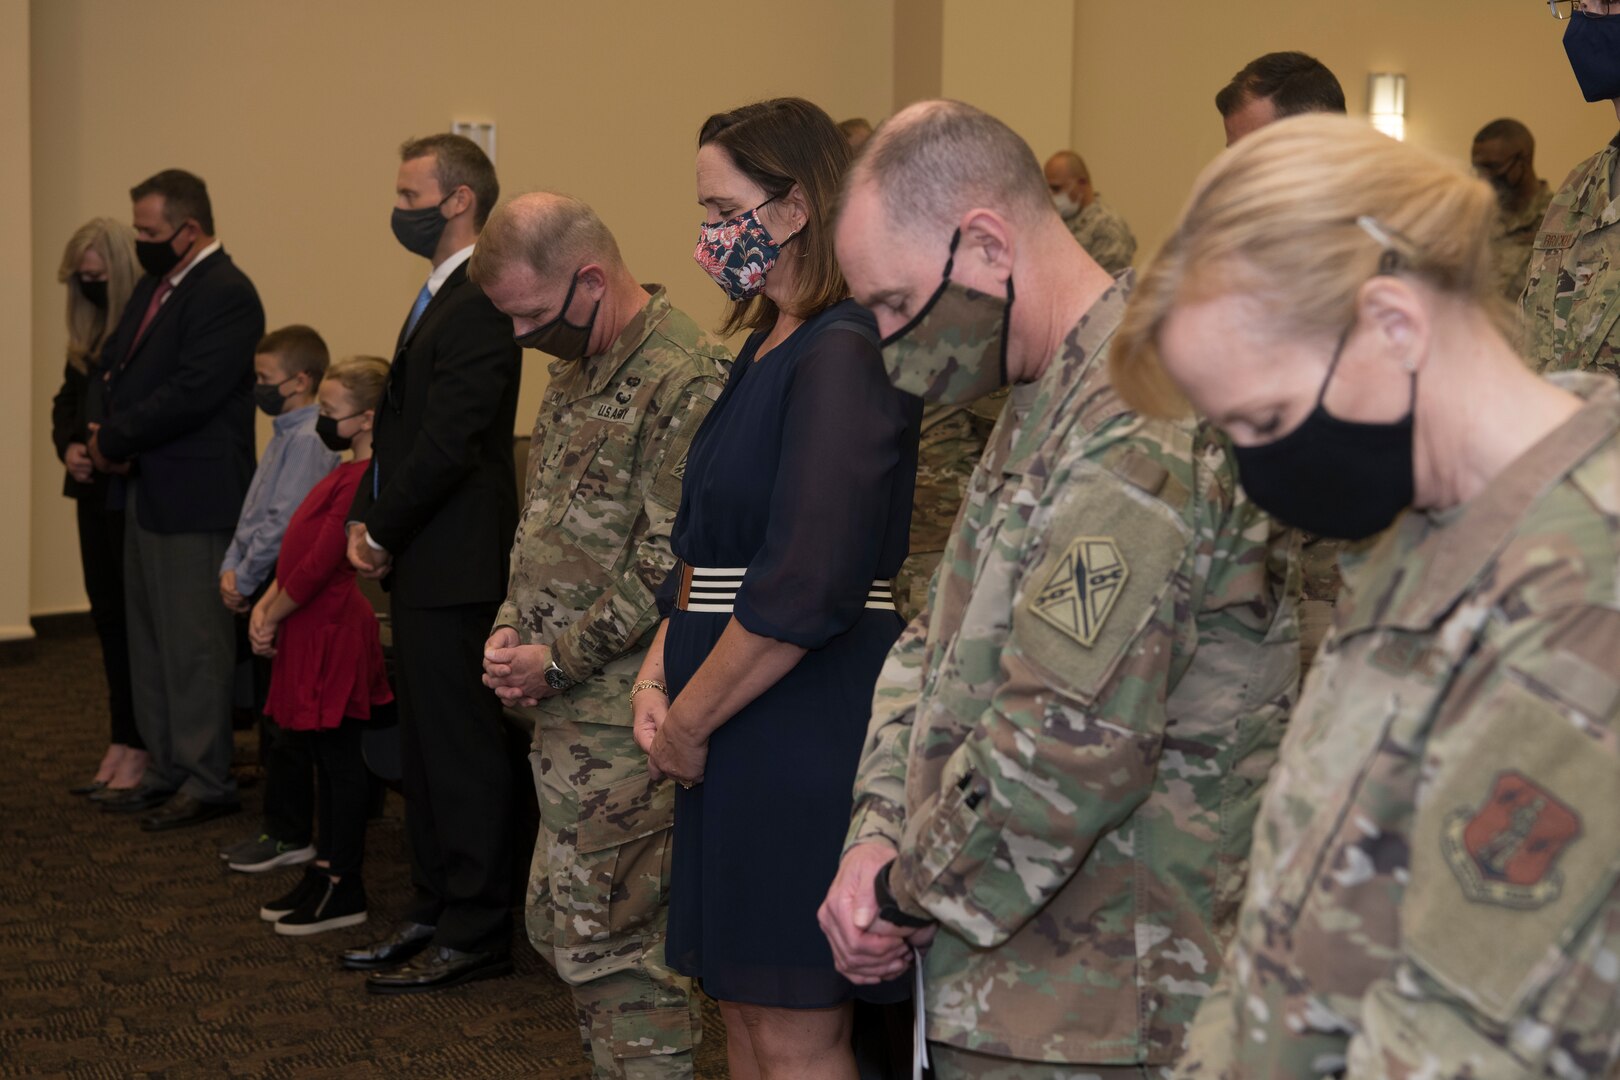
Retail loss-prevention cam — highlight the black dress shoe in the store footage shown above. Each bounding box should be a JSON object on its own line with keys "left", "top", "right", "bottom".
{"left": 364, "top": 947, "right": 512, "bottom": 995}
{"left": 339, "top": 921, "right": 435, "bottom": 972}
{"left": 69, "top": 778, "right": 109, "bottom": 795}
{"left": 139, "top": 793, "right": 241, "bottom": 832}
{"left": 98, "top": 787, "right": 173, "bottom": 813}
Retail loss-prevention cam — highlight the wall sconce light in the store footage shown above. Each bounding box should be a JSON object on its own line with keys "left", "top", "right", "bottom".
{"left": 1368, "top": 73, "right": 1407, "bottom": 141}
{"left": 452, "top": 118, "right": 497, "bottom": 163}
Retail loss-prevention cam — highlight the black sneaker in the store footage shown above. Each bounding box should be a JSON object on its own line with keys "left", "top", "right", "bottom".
{"left": 275, "top": 874, "right": 368, "bottom": 937}
{"left": 227, "top": 835, "right": 316, "bottom": 874}
{"left": 260, "top": 867, "right": 326, "bottom": 923}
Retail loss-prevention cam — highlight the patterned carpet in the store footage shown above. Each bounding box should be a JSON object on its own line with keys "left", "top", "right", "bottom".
{"left": 0, "top": 625, "right": 729, "bottom": 1078}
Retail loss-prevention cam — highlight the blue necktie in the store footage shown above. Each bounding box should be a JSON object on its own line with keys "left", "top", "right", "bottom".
{"left": 405, "top": 282, "right": 432, "bottom": 338}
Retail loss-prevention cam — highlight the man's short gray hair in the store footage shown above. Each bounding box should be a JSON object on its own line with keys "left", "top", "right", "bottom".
{"left": 847, "top": 100, "right": 1052, "bottom": 237}
{"left": 468, "top": 192, "right": 624, "bottom": 287}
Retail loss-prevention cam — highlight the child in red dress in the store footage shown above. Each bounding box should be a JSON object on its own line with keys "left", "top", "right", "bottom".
{"left": 248, "top": 355, "right": 394, "bottom": 936}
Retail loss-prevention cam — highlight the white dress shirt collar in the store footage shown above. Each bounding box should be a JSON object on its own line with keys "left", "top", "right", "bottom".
{"left": 426, "top": 244, "right": 476, "bottom": 297}
{"left": 167, "top": 239, "right": 222, "bottom": 288}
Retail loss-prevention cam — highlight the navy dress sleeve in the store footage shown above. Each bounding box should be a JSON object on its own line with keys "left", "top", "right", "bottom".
{"left": 733, "top": 327, "right": 914, "bottom": 649}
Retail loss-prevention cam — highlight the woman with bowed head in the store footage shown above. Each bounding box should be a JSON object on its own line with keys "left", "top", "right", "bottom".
{"left": 1109, "top": 113, "right": 1620, "bottom": 1079}
{"left": 632, "top": 97, "right": 921, "bottom": 1079}
{"left": 50, "top": 218, "right": 146, "bottom": 798}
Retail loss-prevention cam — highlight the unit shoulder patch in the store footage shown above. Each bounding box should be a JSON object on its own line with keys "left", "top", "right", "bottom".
{"left": 1442, "top": 769, "right": 1582, "bottom": 910}
{"left": 1029, "top": 536, "right": 1129, "bottom": 648}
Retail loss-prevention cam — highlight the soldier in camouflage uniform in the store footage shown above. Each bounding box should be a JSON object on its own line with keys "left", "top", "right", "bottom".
{"left": 1523, "top": 4, "right": 1620, "bottom": 376}
{"left": 1044, "top": 151, "right": 1137, "bottom": 275}
{"left": 896, "top": 394, "right": 1006, "bottom": 622}
{"left": 1110, "top": 113, "right": 1620, "bottom": 1080}
{"left": 469, "top": 193, "right": 730, "bottom": 1079}
{"left": 821, "top": 100, "right": 1300, "bottom": 1080}
{"left": 1471, "top": 118, "right": 1553, "bottom": 303}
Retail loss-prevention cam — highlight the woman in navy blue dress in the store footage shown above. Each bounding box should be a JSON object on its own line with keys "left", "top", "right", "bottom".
{"left": 632, "top": 98, "right": 920, "bottom": 1079}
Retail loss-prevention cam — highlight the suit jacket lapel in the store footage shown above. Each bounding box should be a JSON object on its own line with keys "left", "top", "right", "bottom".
{"left": 123, "top": 250, "right": 223, "bottom": 370}
{"left": 401, "top": 262, "right": 466, "bottom": 351}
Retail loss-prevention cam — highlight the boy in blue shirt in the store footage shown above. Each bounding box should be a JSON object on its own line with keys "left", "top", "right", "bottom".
{"left": 218, "top": 325, "right": 340, "bottom": 872}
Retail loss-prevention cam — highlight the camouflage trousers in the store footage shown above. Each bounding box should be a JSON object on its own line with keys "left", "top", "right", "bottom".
{"left": 527, "top": 713, "right": 699, "bottom": 1078}
{"left": 895, "top": 549, "right": 944, "bottom": 624}
{"left": 929, "top": 1045, "right": 1170, "bottom": 1080}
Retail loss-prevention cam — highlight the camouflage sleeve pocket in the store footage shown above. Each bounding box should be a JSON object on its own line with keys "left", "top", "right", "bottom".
{"left": 1404, "top": 674, "right": 1620, "bottom": 1031}
{"left": 1011, "top": 463, "right": 1190, "bottom": 708}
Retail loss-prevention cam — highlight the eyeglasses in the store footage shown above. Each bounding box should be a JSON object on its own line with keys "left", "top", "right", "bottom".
{"left": 1551, "top": 1, "right": 1614, "bottom": 19}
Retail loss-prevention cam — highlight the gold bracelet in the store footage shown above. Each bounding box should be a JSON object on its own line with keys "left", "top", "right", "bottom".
{"left": 630, "top": 679, "right": 668, "bottom": 703}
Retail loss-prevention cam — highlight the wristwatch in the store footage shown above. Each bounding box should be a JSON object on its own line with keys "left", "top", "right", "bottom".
{"left": 873, "top": 859, "right": 933, "bottom": 929}
{"left": 544, "top": 656, "right": 576, "bottom": 692}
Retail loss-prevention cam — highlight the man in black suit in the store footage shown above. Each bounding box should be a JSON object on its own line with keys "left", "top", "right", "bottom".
{"left": 90, "top": 169, "right": 265, "bottom": 830}
{"left": 339, "top": 134, "right": 522, "bottom": 993}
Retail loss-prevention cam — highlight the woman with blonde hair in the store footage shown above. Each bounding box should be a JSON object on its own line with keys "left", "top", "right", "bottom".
{"left": 50, "top": 217, "right": 144, "bottom": 797}
{"left": 1109, "top": 113, "right": 1620, "bottom": 1078}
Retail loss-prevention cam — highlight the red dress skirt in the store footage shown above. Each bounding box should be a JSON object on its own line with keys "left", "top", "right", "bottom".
{"left": 263, "top": 459, "right": 393, "bottom": 731}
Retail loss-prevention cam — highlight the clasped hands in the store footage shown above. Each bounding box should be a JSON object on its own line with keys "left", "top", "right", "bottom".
{"left": 631, "top": 686, "right": 708, "bottom": 788}
{"left": 818, "top": 841, "right": 936, "bottom": 985}
{"left": 85, "top": 424, "right": 130, "bottom": 476}
{"left": 247, "top": 596, "right": 279, "bottom": 658}
{"left": 480, "top": 626, "right": 558, "bottom": 708}
{"left": 345, "top": 523, "right": 392, "bottom": 581}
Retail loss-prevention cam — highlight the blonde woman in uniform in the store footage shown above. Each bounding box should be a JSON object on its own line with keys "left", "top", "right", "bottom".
{"left": 1111, "top": 114, "right": 1620, "bottom": 1079}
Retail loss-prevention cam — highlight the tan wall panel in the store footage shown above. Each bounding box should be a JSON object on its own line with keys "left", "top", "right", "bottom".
{"left": 28, "top": 0, "right": 894, "bottom": 615}
{"left": 1072, "top": 1, "right": 1618, "bottom": 272}
{"left": 3, "top": 0, "right": 33, "bottom": 638}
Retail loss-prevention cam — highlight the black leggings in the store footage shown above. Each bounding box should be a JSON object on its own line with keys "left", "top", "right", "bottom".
{"left": 75, "top": 500, "right": 140, "bottom": 749}
{"left": 296, "top": 722, "right": 369, "bottom": 878}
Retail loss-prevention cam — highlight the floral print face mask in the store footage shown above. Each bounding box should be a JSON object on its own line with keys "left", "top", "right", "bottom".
{"left": 692, "top": 196, "right": 799, "bottom": 301}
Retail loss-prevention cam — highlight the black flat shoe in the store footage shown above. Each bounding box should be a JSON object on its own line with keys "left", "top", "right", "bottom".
{"left": 139, "top": 793, "right": 241, "bottom": 832}
{"left": 98, "top": 787, "right": 172, "bottom": 813}
{"left": 69, "top": 779, "right": 109, "bottom": 795}
{"left": 339, "top": 921, "right": 435, "bottom": 972}
{"left": 364, "top": 947, "right": 512, "bottom": 995}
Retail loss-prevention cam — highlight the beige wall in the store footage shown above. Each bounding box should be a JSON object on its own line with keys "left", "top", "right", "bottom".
{"left": 25, "top": 0, "right": 895, "bottom": 617}
{"left": 4, "top": 0, "right": 33, "bottom": 639}
{"left": 1072, "top": 1, "right": 1620, "bottom": 269}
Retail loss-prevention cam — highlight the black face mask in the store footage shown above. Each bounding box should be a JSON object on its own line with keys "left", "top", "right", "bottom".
{"left": 390, "top": 193, "right": 456, "bottom": 259}
{"left": 76, "top": 277, "right": 109, "bottom": 310}
{"left": 1565, "top": 10, "right": 1620, "bottom": 102}
{"left": 316, "top": 412, "right": 362, "bottom": 452}
{"left": 135, "top": 223, "right": 191, "bottom": 279}
{"left": 1232, "top": 324, "right": 1417, "bottom": 542}
{"left": 513, "top": 270, "right": 600, "bottom": 361}
{"left": 253, "top": 375, "right": 299, "bottom": 418}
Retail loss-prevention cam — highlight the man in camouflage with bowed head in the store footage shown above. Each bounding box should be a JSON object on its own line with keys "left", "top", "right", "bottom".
{"left": 470, "top": 192, "right": 730, "bottom": 1080}
{"left": 1044, "top": 150, "right": 1137, "bottom": 276}
{"left": 1523, "top": 0, "right": 1620, "bottom": 376}
{"left": 817, "top": 100, "right": 1301, "bottom": 1079}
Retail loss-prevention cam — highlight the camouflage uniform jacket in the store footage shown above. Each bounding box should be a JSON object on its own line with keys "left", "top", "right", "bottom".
{"left": 494, "top": 286, "right": 730, "bottom": 718}
{"left": 846, "top": 278, "right": 1301, "bottom": 1066}
{"left": 1065, "top": 197, "right": 1138, "bottom": 276}
{"left": 1493, "top": 179, "right": 1554, "bottom": 304}
{"left": 1523, "top": 135, "right": 1620, "bottom": 376}
{"left": 1179, "top": 374, "right": 1620, "bottom": 1079}
{"left": 897, "top": 394, "right": 1007, "bottom": 620}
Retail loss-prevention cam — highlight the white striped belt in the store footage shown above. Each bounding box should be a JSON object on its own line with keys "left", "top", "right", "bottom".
{"left": 675, "top": 564, "right": 896, "bottom": 614}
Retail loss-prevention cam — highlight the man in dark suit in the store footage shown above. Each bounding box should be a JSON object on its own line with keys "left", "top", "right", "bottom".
{"left": 339, "top": 134, "right": 522, "bottom": 993}
{"left": 90, "top": 169, "right": 265, "bottom": 830}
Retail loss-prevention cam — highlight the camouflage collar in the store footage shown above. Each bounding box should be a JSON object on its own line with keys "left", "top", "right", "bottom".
{"left": 1574, "top": 142, "right": 1620, "bottom": 226}
{"left": 1004, "top": 272, "right": 1134, "bottom": 473}
{"left": 1342, "top": 387, "right": 1620, "bottom": 635}
{"left": 549, "top": 285, "right": 671, "bottom": 402}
